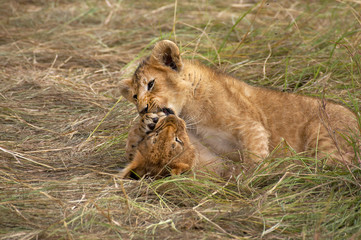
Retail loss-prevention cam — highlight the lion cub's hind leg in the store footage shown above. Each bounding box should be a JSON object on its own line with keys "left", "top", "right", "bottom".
{"left": 305, "top": 122, "right": 355, "bottom": 167}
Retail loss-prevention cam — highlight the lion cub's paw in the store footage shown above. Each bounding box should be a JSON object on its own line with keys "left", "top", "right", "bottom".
{"left": 141, "top": 112, "right": 166, "bottom": 133}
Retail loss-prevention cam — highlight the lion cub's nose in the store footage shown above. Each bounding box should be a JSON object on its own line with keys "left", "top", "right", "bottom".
{"left": 152, "top": 117, "right": 159, "bottom": 123}
{"left": 147, "top": 117, "right": 159, "bottom": 130}
{"left": 148, "top": 123, "right": 156, "bottom": 130}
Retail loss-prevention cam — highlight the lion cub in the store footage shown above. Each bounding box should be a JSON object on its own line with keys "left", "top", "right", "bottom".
{"left": 121, "top": 40, "right": 360, "bottom": 168}
{"left": 120, "top": 111, "right": 226, "bottom": 179}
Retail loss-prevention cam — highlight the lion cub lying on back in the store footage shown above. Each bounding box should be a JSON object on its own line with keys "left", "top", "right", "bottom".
{"left": 120, "top": 111, "right": 226, "bottom": 179}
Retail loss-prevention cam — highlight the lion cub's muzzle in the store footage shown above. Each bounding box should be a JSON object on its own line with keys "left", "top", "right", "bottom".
{"left": 138, "top": 98, "right": 175, "bottom": 116}
{"left": 141, "top": 105, "right": 174, "bottom": 116}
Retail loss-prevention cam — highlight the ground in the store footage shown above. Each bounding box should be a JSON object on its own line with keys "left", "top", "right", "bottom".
{"left": 0, "top": 0, "right": 361, "bottom": 239}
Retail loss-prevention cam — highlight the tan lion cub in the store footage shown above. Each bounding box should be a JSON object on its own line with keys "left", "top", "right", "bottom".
{"left": 120, "top": 112, "right": 226, "bottom": 179}
{"left": 121, "top": 40, "right": 360, "bottom": 168}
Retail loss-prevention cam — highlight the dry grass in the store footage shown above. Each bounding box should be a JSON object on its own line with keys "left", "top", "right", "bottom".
{"left": 0, "top": 0, "right": 361, "bottom": 239}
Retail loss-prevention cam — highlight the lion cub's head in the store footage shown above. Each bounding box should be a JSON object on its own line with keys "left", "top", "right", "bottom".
{"left": 120, "top": 40, "right": 188, "bottom": 116}
{"left": 120, "top": 113, "right": 196, "bottom": 179}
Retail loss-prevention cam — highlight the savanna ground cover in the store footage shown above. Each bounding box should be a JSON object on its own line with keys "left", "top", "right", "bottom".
{"left": 1, "top": 0, "right": 361, "bottom": 239}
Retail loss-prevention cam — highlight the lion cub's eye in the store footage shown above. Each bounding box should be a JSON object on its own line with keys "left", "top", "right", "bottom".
{"left": 175, "top": 137, "right": 183, "bottom": 144}
{"left": 147, "top": 79, "right": 155, "bottom": 91}
{"left": 133, "top": 94, "right": 138, "bottom": 101}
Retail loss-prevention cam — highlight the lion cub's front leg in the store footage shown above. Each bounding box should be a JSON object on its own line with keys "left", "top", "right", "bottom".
{"left": 125, "top": 112, "right": 165, "bottom": 161}
{"left": 235, "top": 120, "right": 270, "bottom": 165}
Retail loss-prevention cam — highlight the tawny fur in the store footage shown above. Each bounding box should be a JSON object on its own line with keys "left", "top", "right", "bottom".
{"left": 120, "top": 113, "right": 227, "bottom": 179}
{"left": 121, "top": 40, "right": 360, "bottom": 170}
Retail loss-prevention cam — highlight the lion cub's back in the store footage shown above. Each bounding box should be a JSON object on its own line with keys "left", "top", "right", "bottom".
{"left": 251, "top": 87, "right": 358, "bottom": 152}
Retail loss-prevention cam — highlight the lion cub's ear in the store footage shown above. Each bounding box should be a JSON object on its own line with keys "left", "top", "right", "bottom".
{"left": 150, "top": 40, "right": 183, "bottom": 72}
{"left": 120, "top": 78, "right": 133, "bottom": 102}
{"left": 171, "top": 162, "right": 191, "bottom": 176}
